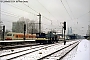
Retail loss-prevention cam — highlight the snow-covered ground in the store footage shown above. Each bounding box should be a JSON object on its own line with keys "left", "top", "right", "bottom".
{"left": 61, "top": 44, "right": 78, "bottom": 60}
{"left": 0, "top": 40, "right": 79, "bottom": 60}
{"left": 72, "top": 39, "right": 90, "bottom": 60}
{"left": 0, "top": 45, "right": 44, "bottom": 56}
{"left": 1, "top": 39, "right": 89, "bottom": 60}
{"left": 62, "top": 39, "right": 90, "bottom": 60}
{"left": 10, "top": 41, "right": 79, "bottom": 60}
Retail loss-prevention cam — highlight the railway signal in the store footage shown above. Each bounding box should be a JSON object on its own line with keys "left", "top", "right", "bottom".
{"left": 63, "top": 21, "right": 66, "bottom": 45}
{"left": 64, "top": 21, "right": 66, "bottom": 30}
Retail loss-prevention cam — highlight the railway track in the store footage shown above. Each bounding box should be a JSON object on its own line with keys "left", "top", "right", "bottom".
{"left": 38, "top": 41, "right": 79, "bottom": 60}
{"left": 0, "top": 43, "right": 38, "bottom": 50}
{"left": 0, "top": 41, "right": 36, "bottom": 50}
{"left": 0, "top": 42, "right": 62, "bottom": 60}
{"left": 0, "top": 40, "right": 64, "bottom": 50}
{"left": 0, "top": 40, "right": 79, "bottom": 60}
{"left": 0, "top": 40, "right": 71, "bottom": 50}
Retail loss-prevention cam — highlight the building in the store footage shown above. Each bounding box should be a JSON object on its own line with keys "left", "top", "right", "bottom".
{"left": 86, "top": 25, "right": 90, "bottom": 36}
{"left": 12, "top": 17, "right": 38, "bottom": 34}
{"left": 12, "top": 21, "right": 25, "bottom": 33}
{"left": 67, "top": 27, "right": 72, "bottom": 35}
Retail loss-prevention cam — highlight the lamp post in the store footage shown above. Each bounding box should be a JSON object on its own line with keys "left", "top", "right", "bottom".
{"left": 37, "top": 13, "right": 41, "bottom": 34}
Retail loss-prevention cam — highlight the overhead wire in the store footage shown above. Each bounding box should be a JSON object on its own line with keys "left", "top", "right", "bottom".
{"left": 1, "top": 12, "right": 20, "bottom": 19}
{"left": 6, "top": 3, "right": 55, "bottom": 26}
{"left": 5, "top": 3, "right": 37, "bottom": 15}
{"left": 23, "top": 3, "right": 39, "bottom": 13}
{"left": 1, "top": 10, "right": 52, "bottom": 27}
{"left": 1, "top": 4, "right": 36, "bottom": 26}
{"left": 59, "top": 0, "right": 72, "bottom": 20}
{"left": 60, "top": 0, "right": 90, "bottom": 31}
{"left": 68, "top": 10, "right": 90, "bottom": 22}
{"left": 0, "top": 10, "right": 21, "bottom": 18}
{"left": 64, "top": 0, "right": 90, "bottom": 20}
{"left": 0, "top": 10, "right": 39, "bottom": 27}
{"left": 42, "top": 23, "right": 52, "bottom": 26}
{"left": 2, "top": 3, "right": 57, "bottom": 28}
{"left": 22, "top": 3, "right": 53, "bottom": 21}
{"left": 36, "top": 0, "right": 51, "bottom": 14}
{"left": 22, "top": 2, "right": 58, "bottom": 28}
{"left": 0, "top": 14, "right": 16, "bottom": 26}
{"left": 36, "top": 0, "right": 60, "bottom": 26}
{"left": 1, "top": 10, "right": 39, "bottom": 23}
{"left": 2, "top": 1, "right": 90, "bottom": 32}
{"left": 76, "top": 10, "right": 90, "bottom": 19}
{"left": 1, "top": 18, "right": 13, "bottom": 30}
{"left": 0, "top": 5, "right": 38, "bottom": 24}
{"left": 65, "top": 0, "right": 75, "bottom": 19}
{"left": 0, "top": 13, "right": 23, "bottom": 26}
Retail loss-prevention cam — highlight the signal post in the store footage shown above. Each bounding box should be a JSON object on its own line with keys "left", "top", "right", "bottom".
{"left": 63, "top": 21, "right": 66, "bottom": 45}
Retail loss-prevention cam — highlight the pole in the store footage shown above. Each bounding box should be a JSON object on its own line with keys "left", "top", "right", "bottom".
{"left": 24, "top": 24, "right": 26, "bottom": 40}
{"left": 37, "top": 13, "right": 41, "bottom": 34}
{"left": 62, "top": 26, "right": 63, "bottom": 38}
{"left": 32, "top": 25, "right": 33, "bottom": 40}
{"left": 63, "top": 21, "right": 66, "bottom": 45}
{"left": 2, "top": 25, "right": 5, "bottom": 41}
{"left": 51, "top": 20, "right": 52, "bottom": 31}
{"left": 64, "top": 30, "right": 66, "bottom": 45}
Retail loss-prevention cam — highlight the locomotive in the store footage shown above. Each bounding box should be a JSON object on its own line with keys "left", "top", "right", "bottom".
{"left": 36, "top": 32, "right": 59, "bottom": 44}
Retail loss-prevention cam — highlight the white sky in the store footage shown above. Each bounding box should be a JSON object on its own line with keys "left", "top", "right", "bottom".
{"left": 0, "top": 0, "right": 90, "bottom": 35}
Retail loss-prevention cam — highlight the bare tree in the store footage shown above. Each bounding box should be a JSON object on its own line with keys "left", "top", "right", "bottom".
{"left": 28, "top": 20, "right": 38, "bottom": 34}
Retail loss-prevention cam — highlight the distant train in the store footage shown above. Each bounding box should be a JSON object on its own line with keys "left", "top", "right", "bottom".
{"left": 66, "top": 34, "right": 85, "bottom": 40}
{"left": 5, "top": 32, "right": 59, "bottom": 44}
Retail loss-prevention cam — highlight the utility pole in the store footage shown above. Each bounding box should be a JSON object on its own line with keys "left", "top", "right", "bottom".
{"left": 37, "top": 13, "right": 41, "bottom": 34}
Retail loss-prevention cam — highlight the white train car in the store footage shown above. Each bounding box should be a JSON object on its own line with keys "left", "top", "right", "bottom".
{"left": 5, "top": 32, "right": 36, "bottom": 40}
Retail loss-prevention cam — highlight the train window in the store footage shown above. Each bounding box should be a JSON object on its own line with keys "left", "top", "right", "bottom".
{"left": 16, "top": 35, "right": 18, "bottom": 38}
{"left": 26, "top": 35, "right": 28, "bottom": 38}
{"left": 29, "top": 36, "right": 31, "bottom": 38}
{"left": 21, "top": 35, "right": 23, "bottom": 38}
{"left": 7, "top": 34, "right": 12, "bottom": 36}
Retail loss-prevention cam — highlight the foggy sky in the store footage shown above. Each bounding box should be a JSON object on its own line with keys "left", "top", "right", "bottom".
{"left": 0, "top": 0, "right": 90, "bottom": 35}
